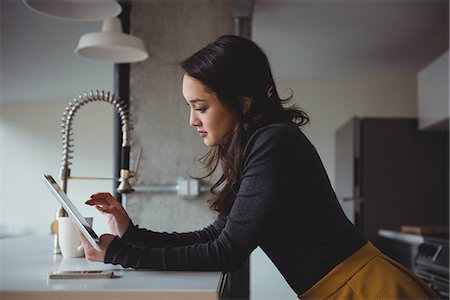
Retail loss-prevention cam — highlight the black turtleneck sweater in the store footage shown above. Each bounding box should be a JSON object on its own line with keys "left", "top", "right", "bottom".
{"left": 104, "top": 121, "right": 367, "bottom": 294}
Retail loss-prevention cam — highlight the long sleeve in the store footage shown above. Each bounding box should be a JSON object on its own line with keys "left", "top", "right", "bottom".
{"left": 104, "top": 122, "right": 367, "bottom": 295}
{"left": 105, "top": 123, "right": 297, "bottom": 271}
{"left": 120, "top": 218, "right": 225, "bottom": 248}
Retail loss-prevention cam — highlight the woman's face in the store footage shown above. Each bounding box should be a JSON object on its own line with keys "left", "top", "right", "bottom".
{"left": 182, "top": 74, "right": 237, "bottom": 147}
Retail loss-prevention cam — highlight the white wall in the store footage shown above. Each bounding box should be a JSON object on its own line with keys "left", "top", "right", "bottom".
{"left": 0, "top": 1, "right": 115, "bottom": 238}
{"left": 289, "top": 71, "right": 418, "bottom": 184}
{"left": 250, "top": 71, "right": 418, "bottom": 300}
{"left": 0, "top": 101, "right": 114, "bottom": 237}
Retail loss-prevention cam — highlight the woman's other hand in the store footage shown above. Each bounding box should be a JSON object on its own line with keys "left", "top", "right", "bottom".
{"left": 86, "top": 192, "right": 130, "bottom": 237}
{"left": 80, "top": 233, "right": 115, "bottom": 262}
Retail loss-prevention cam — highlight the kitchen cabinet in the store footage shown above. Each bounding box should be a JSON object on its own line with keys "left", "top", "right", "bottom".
{"left": 418, "top": 50, "right": 449, "bottom": 131}
{"left": 335, "top": 117, "right": 449, "bottom": 244}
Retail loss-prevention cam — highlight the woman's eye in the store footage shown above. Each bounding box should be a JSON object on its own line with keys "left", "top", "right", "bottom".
{"left": 195, "top": 107, "right": 206, "bottom": 112}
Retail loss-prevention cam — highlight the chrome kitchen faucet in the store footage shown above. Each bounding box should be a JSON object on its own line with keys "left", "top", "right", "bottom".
{"left": 53, "top": 90, "right": 134, "bottom": 254}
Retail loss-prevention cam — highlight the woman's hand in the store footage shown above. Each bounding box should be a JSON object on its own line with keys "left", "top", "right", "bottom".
{"left": 79, "top": 232, "right": 115, "bottom": 262}
{"left": 86, "top": 192, "right": 130, "bottom": 237}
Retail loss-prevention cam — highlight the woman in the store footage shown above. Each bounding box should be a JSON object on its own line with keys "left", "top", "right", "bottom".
{"left": 82, "top": 35, "right": 439, "bottom": 299}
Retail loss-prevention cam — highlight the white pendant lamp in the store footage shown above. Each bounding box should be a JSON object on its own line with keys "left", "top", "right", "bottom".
{"left": 74, "top": 17, "right": 149, "bottom": 63}
{"left": 23, "top": 0, "right": 122, "bottom": 21}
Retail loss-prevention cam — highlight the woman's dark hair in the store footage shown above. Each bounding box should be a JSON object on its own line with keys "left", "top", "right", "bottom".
{"left": 181, "top": 35, "right": 309, "bottom": 219}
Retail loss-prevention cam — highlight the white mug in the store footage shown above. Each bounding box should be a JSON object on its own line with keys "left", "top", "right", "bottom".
{"left": 58, "top": 217, "right": 93, "bottom": 258}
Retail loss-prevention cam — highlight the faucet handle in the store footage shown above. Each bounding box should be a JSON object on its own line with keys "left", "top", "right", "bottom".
{"left": 116, "top": 146, "right": 142, "bottom": 194}
{"left": 129, "top": 146, "right": 142, "bottom": 185}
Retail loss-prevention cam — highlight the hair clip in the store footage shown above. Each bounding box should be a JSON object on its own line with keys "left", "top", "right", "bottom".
{"left": 267, "top": 86, "right": 274, "bottom": 98}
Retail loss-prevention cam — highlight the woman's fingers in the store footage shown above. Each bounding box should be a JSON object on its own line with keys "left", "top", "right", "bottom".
{"left": 86, "top": 193, "right": 118, "bottom": 208}
{"left": 77, "top": 228, "right": 88, "bottom": 245}
{"left": 85, "top": 192, "right": 130, "bottom": 238}
{"left": 87, "top": 193, "right": 120, "bottom": 208}
{"left": 103, "top": 193, "right": 119, "bottom": 206}
{"left": 90, "top": 192, "right": 113, "bottom": 199}
{"left": 90, "top": 193, "right": 118, "bottom": 204}
{"left": 94, "top": 205, "right": 109, "bottom": 213}
{"left": 85, "top": 198, "right": 109, "bottom": 206}
{"left": 99, "top": 234, "right": 115, "bottom": 245}
{"left": 78, "top": 230, "right": 112, "bottom": 262}
{"left": 77, "top": 228, "right": 99, "bottom": 257}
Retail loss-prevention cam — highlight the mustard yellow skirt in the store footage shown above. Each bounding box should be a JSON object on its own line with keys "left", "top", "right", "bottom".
{"left": 299, "top": 242, "right": 440, "bottom": 300}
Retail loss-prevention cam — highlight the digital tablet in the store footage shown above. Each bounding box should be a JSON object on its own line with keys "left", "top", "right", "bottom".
{"left": 43, "top": 174, "right": 101, "bottom": 251}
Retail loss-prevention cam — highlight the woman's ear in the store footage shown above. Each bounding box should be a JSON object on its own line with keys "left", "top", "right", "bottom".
{"left": 239, "top": 96, "right": 252, "bottom": 114}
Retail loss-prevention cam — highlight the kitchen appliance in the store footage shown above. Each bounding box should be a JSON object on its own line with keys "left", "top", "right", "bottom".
{"left": 414, "top": 237, "right": 449, "bottom": 299}
{"left": 335, "top": 117, "right": 449, "bottom": 243}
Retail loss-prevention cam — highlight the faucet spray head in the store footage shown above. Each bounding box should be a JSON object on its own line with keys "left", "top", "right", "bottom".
{"left": 117, "top": 144, "right": 134, "bottom": 194}
{"left": 117, "top": 169, "right": 134, "bottom": 193}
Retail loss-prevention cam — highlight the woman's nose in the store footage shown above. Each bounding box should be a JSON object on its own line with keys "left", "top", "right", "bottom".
{"left": 190, "top": 111, "right": 200, "bottom": 127}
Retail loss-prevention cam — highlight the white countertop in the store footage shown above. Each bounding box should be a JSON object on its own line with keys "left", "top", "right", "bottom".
{"left": 378, "top": 229, "right": 425, "bottom": 245}
{"left": 0, "top": 235, "right": 224, "bottom": 300}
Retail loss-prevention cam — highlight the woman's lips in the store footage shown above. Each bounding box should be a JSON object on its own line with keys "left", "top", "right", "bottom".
{"left": 198, "top": 131, "right": 207, "bottom": 137}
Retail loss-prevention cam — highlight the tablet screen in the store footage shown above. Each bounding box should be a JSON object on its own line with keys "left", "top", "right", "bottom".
{"left": 43, "top": 174, "right": 101, "bottom": 251}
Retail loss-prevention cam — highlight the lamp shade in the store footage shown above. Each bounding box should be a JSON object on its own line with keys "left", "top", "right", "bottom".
{"left": 74, "top": 17, "right": 149, "bottom": 63}
{"left": 23, "top": 0, "right": 122, "bottom": 21}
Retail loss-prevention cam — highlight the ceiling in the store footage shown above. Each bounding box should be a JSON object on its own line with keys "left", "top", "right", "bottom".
{"left": 252, "top": 0, "right": 449, "bottom": 83}
{"left": 0, "top": 0, "right": 113, "bottom": 104}
{"left": 1, "top": 0, "right": 448, "bottom": 103}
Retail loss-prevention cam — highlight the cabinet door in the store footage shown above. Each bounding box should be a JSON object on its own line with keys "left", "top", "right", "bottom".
{"left": 361, "top": 118, "right": 449, "bottom": 242}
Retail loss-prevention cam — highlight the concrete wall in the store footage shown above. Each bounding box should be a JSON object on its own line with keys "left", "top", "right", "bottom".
{"left": 126, "top": 1, "right": 233, "bottom": 232}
